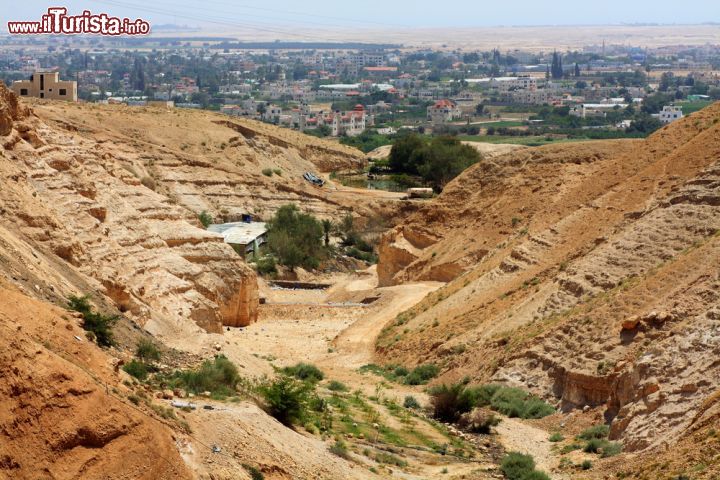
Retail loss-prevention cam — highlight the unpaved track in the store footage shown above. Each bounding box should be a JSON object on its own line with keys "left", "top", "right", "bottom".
{"left": 329, "top": 281, "right": 443, "bottom": 368}
{"left": 495, "top": 417, "right": 569, "bottom": 480}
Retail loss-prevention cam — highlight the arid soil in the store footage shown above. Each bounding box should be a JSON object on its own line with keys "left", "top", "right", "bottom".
{"left": 3, "top": 80, "right": 720, "bottom": 479}
{"left": 376, "top": 103, "right": 720, "bottom": 478}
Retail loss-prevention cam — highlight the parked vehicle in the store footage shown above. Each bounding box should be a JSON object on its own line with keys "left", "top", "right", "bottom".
{"left": 303, "top": 172, "right": 325, "bottom": 187}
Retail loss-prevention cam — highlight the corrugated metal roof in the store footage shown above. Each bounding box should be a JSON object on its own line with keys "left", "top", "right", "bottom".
{"left": 207, "top": 222, "right": 267, "bottom": 245}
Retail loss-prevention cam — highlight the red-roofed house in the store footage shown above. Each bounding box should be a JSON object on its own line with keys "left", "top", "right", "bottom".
{"left": 427, "top": 99, "right": 462, "bottom": 124}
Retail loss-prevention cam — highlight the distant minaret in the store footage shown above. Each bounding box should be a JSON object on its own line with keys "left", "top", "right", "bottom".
{"left": 602, "top": 39, "right": 606, "bottom": 56}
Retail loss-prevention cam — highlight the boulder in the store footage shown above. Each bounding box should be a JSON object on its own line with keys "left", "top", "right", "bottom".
{"left": 621, "top": 315, "right": 640, "bottom": 330}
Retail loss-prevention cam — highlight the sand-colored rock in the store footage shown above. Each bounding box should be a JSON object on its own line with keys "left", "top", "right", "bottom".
{"left": 374, "top": 102, "right": 720, "bottom": 470}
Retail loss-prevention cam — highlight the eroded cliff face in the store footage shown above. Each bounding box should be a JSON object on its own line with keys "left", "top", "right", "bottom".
{"left": 375, "top": 103, "right": 720, "bottom": 465}
{"left": 0, "top": 83, "right": 258, "bottom": 335}
{"left": 0, "top": 284, "right": 192, "bottom": 480}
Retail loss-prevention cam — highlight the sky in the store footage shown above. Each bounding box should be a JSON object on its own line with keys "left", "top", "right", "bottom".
{"left": 5, "top": 0, "right": 720, "bottom": 30}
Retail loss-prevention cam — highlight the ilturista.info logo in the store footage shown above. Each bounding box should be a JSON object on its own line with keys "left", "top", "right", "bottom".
{"left": 7, "top": 7, "right": 151, "bottom": 35}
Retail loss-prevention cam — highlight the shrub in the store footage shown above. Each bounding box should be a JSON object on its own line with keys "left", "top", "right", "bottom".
{"left": 404, "top": 364, "right": 439, "bottom": 385}
{"left": 578, "top": 424, "right": 610, "bottom": 440}
{"left": 581, "top": 460, "right": 593, "bottom": 470}
{"left": 600, "top": 441, "right": 622, "bottom": 457}
{"left": 273, "top": 169, "right": 282, "bottom": 176}
{"left": 327, "top": 380, "right": 348, "bottom": 392}
{"left": 500, "top": 452, "right": 550, "bottom": 480}
{"left": 266, "top": 204, "right": 325, "bottom": 271}
{"left": 428, "top": 383, "right": 475, "bottom": 422}
{"left": 140, "top": 176, "right": 156, "bottom": 190}
{"left": 242, "top": 464, "right": 264, "bottom": 480}
{"left": 459, "top": 408, "right": 501, "bottom": 434}
{"left": 136, "top": 339, "right": 161, "bottom": 363}
{"left": 259, "top": 376, "right": 311, "bottom": 426}
{"left": 123, "top": 359, "right": 149, "bottom": 381}
{"left": 394, "top": 366, "right": 410, "bottom": 377}
{"left": 330, "top": 439, "right": 350, "bottom": 459}
{"left": 67, "top": 295, "right": 118, "bottom": 347}
{"left": 549, "top": 432, "right": 564, "bottom": 442}
{"left": 403, "top": 395, "right": 420, "bottom": 409}
{"left": 168, "top": 355, "right": 241, "bottom": 397}
{"left": 489, "top": 387, "right": 555, "bottom": 419}
{"left": 282, "top": 363, "right": 324, "bottom": 383}
{"left": 198, "top": 210, "right": 213, "bottom": 228}
{"left": 375, "top": 451, "right": 407, "bottom": 467}
{"left": 254, "top": 256, "right": 277, "bottom": 276}
{"left": 262, "top": 168, "right": 273, "bottom": 177}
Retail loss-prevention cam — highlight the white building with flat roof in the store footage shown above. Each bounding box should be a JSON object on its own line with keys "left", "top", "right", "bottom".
{"left": 658, "top": 105, "right": 683, "bottom": 124}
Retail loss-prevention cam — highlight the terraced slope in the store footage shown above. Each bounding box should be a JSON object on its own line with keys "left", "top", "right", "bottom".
{"left": 375, "top": 103, "right": 720, "bottom": 477}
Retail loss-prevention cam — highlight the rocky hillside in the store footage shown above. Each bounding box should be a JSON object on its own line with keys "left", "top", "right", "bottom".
{"left": 0, "top": 282, "right": 191, "bottom": 479}
{"left": 0, "top": 84, "right": 390, "bottom": 479}
{"left": 33, "top": 100, "right": 377, "bottom": 222}
{"left": 376, "top": 103, "right": 720, "bottom": 477}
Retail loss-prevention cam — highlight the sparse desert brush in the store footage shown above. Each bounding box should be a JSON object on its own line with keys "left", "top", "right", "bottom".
{"left": 123, "top": 359, "right": 149, "bottom": 381}
{"left": 140, "top": 176, "right": 156, "bottom": 190}
{"left": 327, "top": 380, "right": 348, "bottom": 392}
{"left": 500, "top": 452, "right": 550, "bottom": 480}
{"left": 67, "top": 295, "right": 118, "bottom": 347}
{"left": 282, "top": 362, "right": 324, "bottom": 383}
{"left": 262, "top": 168, "right": 273, "bottom": 177}
{"left": 163, "top": 355, "right": 242, "bottom": 397}
{"left": 259, "top": 375, "right": 312, "bottom": 426}
{"left": 136, "top": 338, "right": 161, "bottom": 363}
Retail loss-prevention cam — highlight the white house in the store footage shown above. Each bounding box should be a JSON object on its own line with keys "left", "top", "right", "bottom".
{"left": 658, "top": 105, "right": 683, "bottom": 124}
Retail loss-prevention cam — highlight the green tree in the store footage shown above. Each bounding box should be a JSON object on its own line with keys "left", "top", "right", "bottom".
{"left": 266, "top": 204, "right": 325, "bottom": 270}
{"left": 321, "top": 219, "right": 332, "bottom": 247}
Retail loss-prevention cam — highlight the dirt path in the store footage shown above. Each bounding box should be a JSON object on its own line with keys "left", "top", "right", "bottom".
{"left": 495, "top": 417, "right": 568, "bottom": 480}
{"left": 329, "top": 281, "right": 443, "bottom": 369}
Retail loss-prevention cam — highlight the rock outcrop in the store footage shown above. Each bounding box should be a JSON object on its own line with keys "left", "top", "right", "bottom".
{"left": 375, "top": 102, "right": 720, "bottom": 463}
{"left": 0, "top": 82, "right": 261, "bottom": 335}
{"left": 0, "top": 285, "right": 191, "bottom": 479}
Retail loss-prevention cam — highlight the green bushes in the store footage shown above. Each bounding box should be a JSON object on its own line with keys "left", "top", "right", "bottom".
{"left": 577, "top": 424, "right": 622, "bottom": 458}
{"left": 500, "top": 452, "right": 550, "bottom": 480}
{"left": 262, "top": 168, "right": 273, "bottom": 177}
{"left": 403, "top": 395, "right": 420, "bottom": 409}
{"left": 358, "top": 363, "right": 439, "bottom": 385}
{"left": 242, "top": 464, "right": 264, "bottom": 480}
{"left": 136, "top": 339, "right": 161, "bottom": 363}
{"left": 254, "top": 255, "right": 277, "bottom": 276}
{"left": 429, "top": 383, "right": 477, "bottom": 422}
{"left": 198, "top": 210, "right": 213, "bottom": 228}
{"left": 282, "top": 362, "right": 324, "bottom": 383}
{"left": 428, "top": 383, "right": 555, "bottom": 423}
{"left": 483, "top": 386, "right": 555, "bottom": 419}
{"left": 404, "top": 364, "right": 440, "bottom": 385}
{"left": 166, "top": 355, "right": 241, "bottom": 397}
{"left": 67, "top": 295, "right": 118, "bottom": 347}
{"left": 123, "top": 359, "right": 149, "bottom": 381}
{"left": 389, "top": 134, "right": 481, "bottom": 190}
{"left": 327, "top": 380, "right": 348, "bottom": 392}
{"left": 329, "top": 439, "right": 350, "bottom": 459}
{"left": 259, "top": 376, "right": 312, "bottom": 426}
{"left": 266, "top": 204, "right": 326, "bottom": 271}
{"left": 548, "top": 432, "right": 564, "bottom": 442}
{"left": 578, "top": 424, "right": 610, "bottom": 440}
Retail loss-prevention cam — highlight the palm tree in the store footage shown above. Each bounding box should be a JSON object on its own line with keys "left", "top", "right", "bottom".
{"left": 321, "top": 219, "right": 332, "bottom": 247}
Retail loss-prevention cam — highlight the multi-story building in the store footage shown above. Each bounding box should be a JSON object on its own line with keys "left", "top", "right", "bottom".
{"left": 427, "top": 99, "right": 462, "bottom": 124}
{"left": 11, "top": 71, "right": 77, "bottom": 101}
{"left": 658, "top": 105, "right": 683, "bottom": 124}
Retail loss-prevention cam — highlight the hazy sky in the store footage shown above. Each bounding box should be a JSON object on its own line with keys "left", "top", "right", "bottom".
{"left": 6, "top": 0, "right": 720, "bottom": 30}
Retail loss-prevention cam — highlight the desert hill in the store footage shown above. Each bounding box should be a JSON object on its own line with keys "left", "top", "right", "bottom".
{"left": 32, "top": 100, "right": 387, "bottom": 222}
{"left": 376, "top": 103, "right": 720, "bottom": 476}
